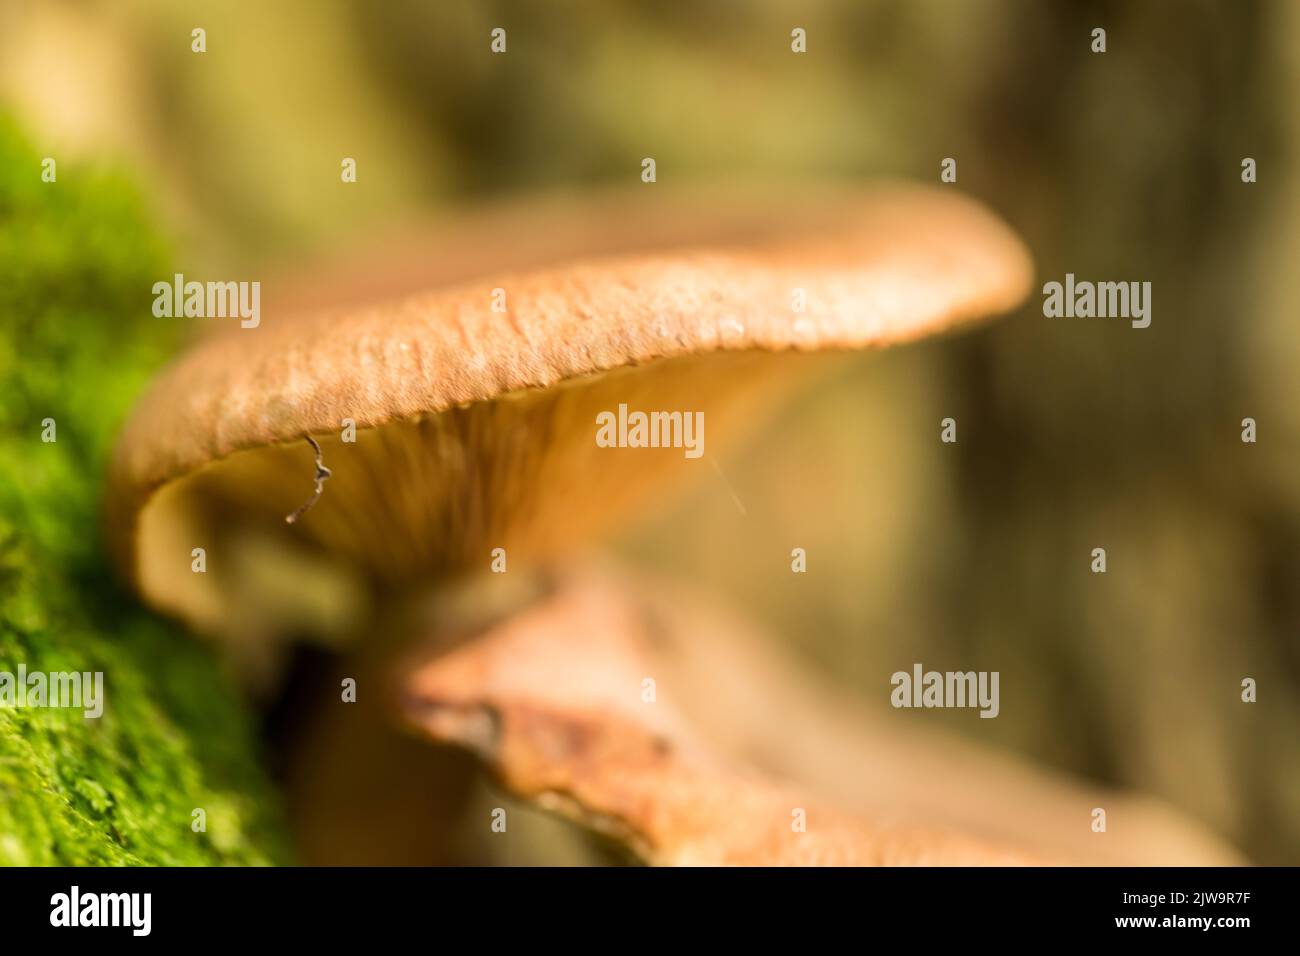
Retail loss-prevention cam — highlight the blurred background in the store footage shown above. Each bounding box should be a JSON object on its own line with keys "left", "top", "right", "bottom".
{"left": 1, "top": 0, "right": 1296, "bottom": 863}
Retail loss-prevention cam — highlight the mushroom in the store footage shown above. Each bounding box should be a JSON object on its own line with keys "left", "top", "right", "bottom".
{"left": 401, "top": 563, "right": 1241, "bottom": 865}
{"left": 106, "top": 183, "right": 1031, "bottom": 661}
{"left": 107, "top": 183, "right": 1232, "bottom": 865}
{"left": 401, "top": 563, "right": 1039, "bottom": 865}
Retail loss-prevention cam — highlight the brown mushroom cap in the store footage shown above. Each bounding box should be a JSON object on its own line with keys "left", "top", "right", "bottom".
{"left": 108, "top": 184, "right": 1032, "bottom": 635}
{"left": 402, "top": 564, "right": 1039, "bottom": 865}
{"left": 401, "top": 564, "right": 1242, "bottom": 865}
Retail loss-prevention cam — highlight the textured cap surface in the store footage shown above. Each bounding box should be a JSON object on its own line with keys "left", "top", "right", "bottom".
{"left": 113, "top": 185, "right": 1029, "bottom": 496}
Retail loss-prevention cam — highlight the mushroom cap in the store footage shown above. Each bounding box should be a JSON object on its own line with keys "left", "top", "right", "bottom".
{"left": 402, "top": 564, "right": 1040, "bottom": 865}
{"left": 402, "top": 564, "right": 1242, "bottom": 865}
{"left": 107, "top": 184, "right": 1032, "bottom": 633}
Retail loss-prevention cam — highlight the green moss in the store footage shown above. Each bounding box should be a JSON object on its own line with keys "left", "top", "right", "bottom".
{"left": 0, "top": 116, "right": 288, "bottom": 865}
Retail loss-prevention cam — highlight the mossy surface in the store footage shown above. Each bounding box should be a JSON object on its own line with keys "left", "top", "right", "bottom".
{"left": 0, "top": 117, "right": 288, "bottom": 865}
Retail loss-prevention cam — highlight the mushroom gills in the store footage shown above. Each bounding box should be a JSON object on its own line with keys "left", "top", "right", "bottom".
{"left": 134, "top": 348, "right": 830, "bottom": 650}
